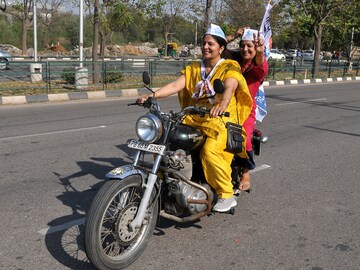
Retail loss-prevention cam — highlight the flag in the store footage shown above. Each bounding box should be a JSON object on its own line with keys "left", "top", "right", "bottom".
{"left": 255, "top": 2, "right": 272, "bottom": 122}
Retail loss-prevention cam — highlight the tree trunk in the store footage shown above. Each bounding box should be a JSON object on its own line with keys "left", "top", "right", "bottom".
{"left": 312, "top": 24, "right": 322, "bottom": 77}
{"left": 164, "top": 32, "right": 168, "bottom": 56}
{"left": 22, "top": 20, "right": 28, "bottom": 55}
{"left": 100, "top": 32, "right": 106, "bottom": 58}
{"left": 203, "top": 0, "right": 212, "bottom": 32}
{"left": 92, "top": 0, "right": 100, "bottom": 84}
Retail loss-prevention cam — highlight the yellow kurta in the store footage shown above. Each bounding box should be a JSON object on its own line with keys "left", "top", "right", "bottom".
{"left": 179, "top": 59, "right": 252, "bottom": 198}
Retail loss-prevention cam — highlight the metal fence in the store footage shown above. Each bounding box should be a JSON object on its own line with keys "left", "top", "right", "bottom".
{"left": 267, "top": 59, "right": 360, "bottom": 81}
{"left": 0, "top": 58, "right": 359, "bottom": 96}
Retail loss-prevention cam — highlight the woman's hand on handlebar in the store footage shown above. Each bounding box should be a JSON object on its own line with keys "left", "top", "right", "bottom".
{"left": 210, "top": 103, "right": 226, "bottom": 118}
{"left": 136, "top": 94, "right": 152, "bottom": 104}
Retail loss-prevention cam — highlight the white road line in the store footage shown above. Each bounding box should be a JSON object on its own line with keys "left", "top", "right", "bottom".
{"left": 276, "top": 98, "right": 327, "bottom": 106}
{"left": 0, "top": 125, "right": 106, "bottom": 141}
{"left": 252, "top": 164, "right": 271, "bottom": 173}
{"left": 38, "top": 163, "right": 271, "bottom": 235}
{"left": 38, "top": 218, "right": 86, "bottom": 235}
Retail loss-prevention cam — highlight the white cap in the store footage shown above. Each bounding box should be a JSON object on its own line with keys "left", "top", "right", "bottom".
{"left": 204, "top": 23, "right": 227, "bottom": 43}
{"left": 242, "top": 29, "right": 264, "bottom": 41}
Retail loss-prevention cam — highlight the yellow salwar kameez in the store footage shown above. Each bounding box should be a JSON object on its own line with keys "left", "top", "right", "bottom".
{"left": 178, "top": 59, "right": 252, "bottom": 198}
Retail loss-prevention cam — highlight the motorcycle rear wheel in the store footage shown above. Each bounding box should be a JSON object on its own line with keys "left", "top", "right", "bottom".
{"left": 84, "top": 176, "right": 159, "bottom": 270}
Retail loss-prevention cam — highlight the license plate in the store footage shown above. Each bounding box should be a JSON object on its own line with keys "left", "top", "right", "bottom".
{"left": 127, "top": 139, "right": 166, "bottom": 154}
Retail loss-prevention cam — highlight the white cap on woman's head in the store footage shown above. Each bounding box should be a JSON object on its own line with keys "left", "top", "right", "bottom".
{"left": 242, "top": 29, "right": 264, "bottom": 41}
{"left": 204, "top": 23, "right": 227, "bottom": 43}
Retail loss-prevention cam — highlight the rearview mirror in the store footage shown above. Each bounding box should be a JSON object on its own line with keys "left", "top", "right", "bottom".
{"left": 142, "top": 71, "right": 151, "bottom": 85}
{"left": 213, "top": 79, "right": 224, "bottom": 94}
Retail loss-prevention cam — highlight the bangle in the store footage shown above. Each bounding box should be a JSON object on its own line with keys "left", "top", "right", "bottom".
{"left": 221, "top": 98, "right": 230, "bottom": 104}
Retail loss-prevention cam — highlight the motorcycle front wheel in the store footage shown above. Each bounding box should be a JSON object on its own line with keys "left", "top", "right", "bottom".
{"left": 84, "top": 176, "right": 159, "bottom": 270}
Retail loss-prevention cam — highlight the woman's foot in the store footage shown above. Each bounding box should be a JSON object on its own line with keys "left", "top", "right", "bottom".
{"left": 213, "top": 196, "right": 237, "bottom": 212}
{"left": 239, "top": 170, "right": 251, "bottom": 191}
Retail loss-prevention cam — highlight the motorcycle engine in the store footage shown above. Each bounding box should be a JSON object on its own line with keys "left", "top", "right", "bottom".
{"left": 168, "top": 180, "right": 213, "bottom": 215}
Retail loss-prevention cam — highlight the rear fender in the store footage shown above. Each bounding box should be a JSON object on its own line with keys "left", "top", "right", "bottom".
{"left": 252, "top": 129, "right": 268, "bottom": 156}
{"left": 252, "top": 130, "right": 261, "bottom": 156}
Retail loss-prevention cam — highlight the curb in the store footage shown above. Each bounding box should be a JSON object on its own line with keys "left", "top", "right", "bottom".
{"left": 262, "top": 76, "right": 360, "bottom": 87}
{"left": 1, "top": 77, "right": 359, "bottom": 106}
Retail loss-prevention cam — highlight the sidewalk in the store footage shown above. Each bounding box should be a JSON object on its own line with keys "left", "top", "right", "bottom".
{"left": 1, "top": 76, "right": 359, "bottom": 106}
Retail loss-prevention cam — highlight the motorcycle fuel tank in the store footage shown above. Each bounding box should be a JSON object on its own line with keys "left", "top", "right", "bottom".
{"left": 169, "top": 124, "right": 206, "bottom": 152}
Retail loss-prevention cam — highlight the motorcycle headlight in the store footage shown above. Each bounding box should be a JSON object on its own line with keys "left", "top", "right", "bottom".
{"left": 136, "top": 113, "right": 164, "bottom": 143}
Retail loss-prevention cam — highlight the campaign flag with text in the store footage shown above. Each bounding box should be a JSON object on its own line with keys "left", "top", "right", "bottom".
{"left": 255, "top": 2, "right": 273, "bottom": 122}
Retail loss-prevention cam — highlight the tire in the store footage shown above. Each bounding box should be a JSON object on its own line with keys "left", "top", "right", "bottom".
{"left": 84, "top": 176, "right": 159, "bottom": 270}
{"left": 0, "top": 58, "right": 8, "bottom": 70}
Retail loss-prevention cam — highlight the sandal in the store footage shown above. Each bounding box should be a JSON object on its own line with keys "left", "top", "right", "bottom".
{"left": 239, "top": 171, "right": 251, "bottom": 193}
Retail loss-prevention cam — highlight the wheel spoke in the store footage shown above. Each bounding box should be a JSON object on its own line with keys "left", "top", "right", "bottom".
{"left": 85, "top": 177, "right": 159, "bottom": 267}
{"left": 103, "top": 241, "right": 121, "bottom": 256}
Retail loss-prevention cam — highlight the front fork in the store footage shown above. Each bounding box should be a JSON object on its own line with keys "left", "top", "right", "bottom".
{"left": 128, "top": 152, "right": 163, "bottom": 231}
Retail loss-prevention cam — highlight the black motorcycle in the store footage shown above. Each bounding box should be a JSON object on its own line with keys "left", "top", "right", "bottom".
{"left": 84, "top": 72, "right": 268, "bottom": 270}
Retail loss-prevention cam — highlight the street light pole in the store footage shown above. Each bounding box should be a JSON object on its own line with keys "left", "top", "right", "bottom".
{"left": 194, "top": 21, "right": 197, "bottom": 49}
{"left": 350, "top": 26, "right": 354, "bottom": 60}
{"left": 79, "top": 0, "right": 84, "bottom": 68}
{"left": 33, "top": 0, "right": 37, "bottom": 62}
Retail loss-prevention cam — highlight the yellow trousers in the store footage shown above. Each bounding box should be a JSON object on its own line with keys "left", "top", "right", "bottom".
{"left": 200, "top": 127, "right": 234, "bottom": 199}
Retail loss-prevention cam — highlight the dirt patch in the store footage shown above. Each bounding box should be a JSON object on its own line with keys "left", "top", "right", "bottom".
{"left": 1, "top": 43, "right": 159, "bottom": 57}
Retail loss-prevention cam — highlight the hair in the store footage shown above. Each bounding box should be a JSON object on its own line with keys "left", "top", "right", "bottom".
{"left": 203, "top": 34, "right": 227, "bottom": 50}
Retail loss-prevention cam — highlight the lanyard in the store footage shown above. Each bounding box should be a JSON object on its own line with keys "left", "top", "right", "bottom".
{"left": 192, "top": 58, "right": 225, "bottom": 102}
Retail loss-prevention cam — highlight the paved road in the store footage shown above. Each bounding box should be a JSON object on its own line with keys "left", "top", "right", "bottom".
{"left": 0, "top": 81, "right": 359, "bottom": 270}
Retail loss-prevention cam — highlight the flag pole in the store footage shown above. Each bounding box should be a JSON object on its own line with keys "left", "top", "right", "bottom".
{"left": 255, "top": 0, "right": 273, "bottom": 122}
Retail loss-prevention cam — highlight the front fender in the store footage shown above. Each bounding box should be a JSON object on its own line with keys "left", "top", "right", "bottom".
{"left": 106, "top": 165, "right": 147, "bottom": 181}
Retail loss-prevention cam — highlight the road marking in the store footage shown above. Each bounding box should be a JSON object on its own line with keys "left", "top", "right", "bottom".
{"left": 0, "top": 125, "right": 106, "bottom": 141}
{"left": 38, "top": 218, "right": 86, "bottom": 235}
{"left": 252, "top": 164, "right": 271, "bottom": 173}
{"left": 38, "top": 163, "right": 271, "bottom": 235}
{"left": 276, "top": 98, "right": 327, "bottom": 106}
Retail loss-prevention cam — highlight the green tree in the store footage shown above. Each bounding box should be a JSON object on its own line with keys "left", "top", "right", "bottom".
{"left": 223, "top": 0, "right": 265, "bottom": 28}
{"left": 279, "top": 0, "right": 355, "bottom": 76}
{"left": 147, "top": 0, "right": 190, "bottom": 57}
{"left": 98, "top": 1, "right": 135, "bottom": 57}
{"left": 1, "top": 0, "right": 34, "bottom": 54}
{"left": 323, "top": 2, "right": 360, "bottom": 61}
{"left": 0, "top": 13, "right": 22, "bottom": 47}
{"left": 36, "top": 0, "right": 69, "bottom": 50}
{"left": 86, "top": 0, "right": 147, "bottom": 82}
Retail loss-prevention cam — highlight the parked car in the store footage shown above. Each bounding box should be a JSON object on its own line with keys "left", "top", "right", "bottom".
{"left": 285, "top": 49, "right": 297, "bottom": 60}
{"left": 303, "top": 50, "right": 314, "bottom": 61}
{"left": 269, "top": 49, "right": 286, "bottom": 61}
{"left": 0, "top": 50, "right": 12, "bottom": 70}
{"left": 303, "top": 50, "right": 324, "bottom": 61}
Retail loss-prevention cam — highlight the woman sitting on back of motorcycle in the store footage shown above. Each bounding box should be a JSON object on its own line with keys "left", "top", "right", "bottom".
{"left": 137, "top": 24, "right": 252, "bottom": 212}
{"left": 225, "top": 27, "right": 269, "bottom": 191}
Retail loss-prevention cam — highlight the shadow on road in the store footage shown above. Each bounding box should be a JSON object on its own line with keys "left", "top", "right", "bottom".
{"left": 267, "top": 94, "right": 360, "bottom": 112}
{"left": 44, "top": 143, "right": 134, "bottom": 269}
{"left": 43, "top": 143, "right": 205, "bottom": 269}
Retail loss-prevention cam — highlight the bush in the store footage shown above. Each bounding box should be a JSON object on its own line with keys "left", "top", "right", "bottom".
{"left": 105, "top": 69, "right": 124, "bottom": 83}
{"left": 61, "top": 67, "right": 76, "bottom": 84}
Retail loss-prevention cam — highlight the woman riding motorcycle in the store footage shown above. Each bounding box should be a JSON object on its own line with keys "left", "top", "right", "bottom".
{"left": 137, "top": 24, "right": 252, "bottom": 212}
{"left": 226, "top": 28, "right": 269, "bottom": 191}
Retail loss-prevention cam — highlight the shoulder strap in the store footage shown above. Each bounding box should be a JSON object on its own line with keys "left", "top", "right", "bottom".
{"left": 242, "top": 64, "right": 253, "bottom": 78}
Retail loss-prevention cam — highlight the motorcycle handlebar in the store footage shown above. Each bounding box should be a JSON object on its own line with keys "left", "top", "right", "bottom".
{"left": 128, "top": 97, "right": 155, "bottom": 107}
{"left": 181, "top": 106, "right": 230, "bottom": 118}
{"left": 129, "top": 99, "right": 230, "bottom": 118}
